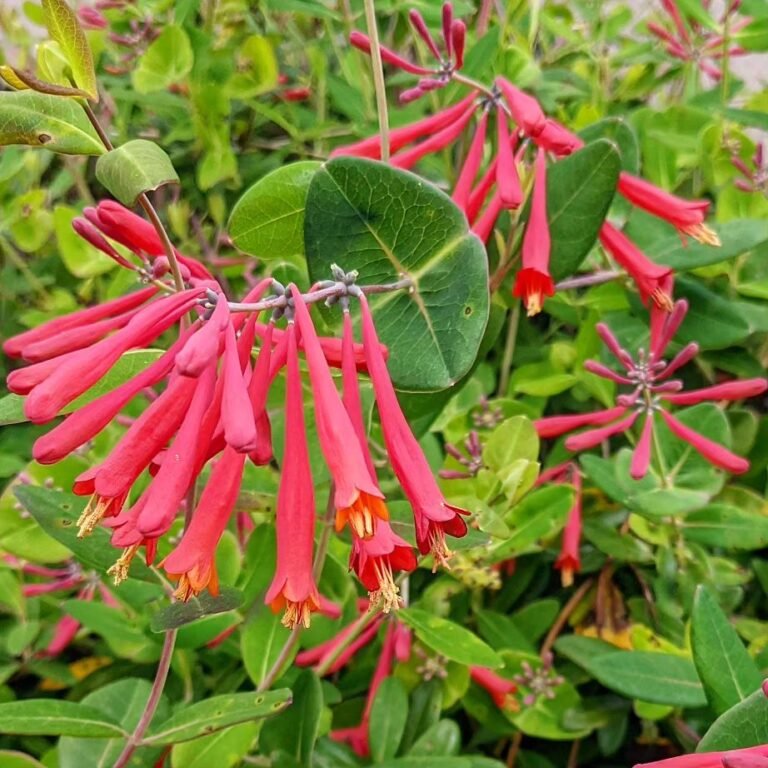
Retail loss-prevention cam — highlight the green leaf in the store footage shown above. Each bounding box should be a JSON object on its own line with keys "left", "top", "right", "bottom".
{"left": 145, "top": 689, "right": 292, "bottom": 745}
{"left": 150, "top": 587, "right": 243, "bottom": 632}
{"left": 0, "top": 91, "right": 104, "bottom": 155}
{"left": 259, "top": 670, "right": 321, "bottom": 765}
{"left": 229, "top": 161, "right": 321, "bottom": 260}
{"left": 132, "top": 25, "right": 194, "bottom": 93}
{"left": 170, "top": 723, "right": 258, "bottom": 768}
{"left": 0, "top": 700, "right": 126, "bottom": 738}
{"left": 95, "top": 139, "right": 180, "bottom": 206}
{"left": 370, "top": 677, "right": 409, "bottom": 762}
{"left": 54, "top": 204, "right": 116, "bottom": 278}
{"left": 42, "top": 0, "right": 98, "bottom": 99}
{"left": 241, "top": 609, "right": 292, "bottom": 686}
{"left": 476, "top": 610, "right": 536, "bottom": 653}
{"left": 580, "top": 118, "right": 640, "bottom": 174}
{"left": 59, "top": 679, "right": 169, "bottom": 768}
{"left": 0, "top": 752, "right": 46, "bottom": 768}
{"left": 582, "top": 519, "right": 653, "bottom": 563}
{"left": 408, "top": 720, "right": 461, "bottom": 757}
{"left": 398, "top": 608, "right": 503, "bottom": 668}
{"left": 691, "top": 586, "right": 762, "bottom": 715}
{"left": 0, "top": 349, "right": 164, "bottom": 425}
{"left": 13, "top": 485, "right": 156, "bottom": 582}
{"left": 645, "top": 220, "right": 768, "bottom": 270}
{"left": 683, "top": 504, "right": 768, "bottom": 550}
{"left": 697, "top": 689, "right": 768, "bottom": 752}
{"left": 377, "top": 758, "right": 505, "bottom": 768}
{"left": 548, "top": 140, "right": 621, "bottom": 281}
{"left": 304, "top": 157, "right": 489, "bottom": 391}
{"left": 490, "top": 485, "right": 573, "bottom": 560}
{"left": 589, "top": 651, "right": 707, "bottom": 708}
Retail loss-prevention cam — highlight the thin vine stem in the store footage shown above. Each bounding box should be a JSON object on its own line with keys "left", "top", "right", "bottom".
{"left": 112, "top": 628, "right": 177, "bottom": 768}
{"left": 363, "top": 0, "right": 391, "bottom": 161}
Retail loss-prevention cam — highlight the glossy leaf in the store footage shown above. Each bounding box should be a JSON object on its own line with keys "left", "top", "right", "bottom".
{"left": 580, "top": 118, "right": 640, "bottom": 174}
{"left": 241, "top": 609, "right": 292, "bottom": 686}
{"left": 398, "top": 608, "right": 503, "bottom": 668}
{"left": 150, "top": 587, "right": 243, "bottom": 632}
{"left": 305, "top": 157, "right": 489, "bottom": 391}
{"left": 691, "top": 586, "right": 762, "bottom": 715}
{"left": 697, "top": 689, "right": 768, "bottom": 751}
{"left": 144, "top": 689, "right": 292, "bottom": 745}
{"left": 0, "top": 700, "right": 125, "bottom": 738}
{"left": 370, "top": 677, "right": 409, "bottom": 762}
{"left": 42, "top": 0, "right": 98, "bottom": 99}
{"left": 132, "top": 25, "right": 193, "bottom": 93}
{"left": 0, "top": 91, "right": 103, "bottom": 155}
{"left": 170, "top": 723, "right": 258, "bottom": 768}
{"left": 95, "top": 140, "right": 180, "bottom": 206}
{"left": 548, "top": 140, "right": 621, "bottom": 281}
{"left": 229, "top": 161, "right": 321, "bottom": 259}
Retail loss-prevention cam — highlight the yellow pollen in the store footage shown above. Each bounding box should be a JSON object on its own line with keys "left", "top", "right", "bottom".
{"left": 282, "top": 600, "right": 312, "bottom": 629}
{"left": 172, "top": 574, "right": 197, "bottom": 602}
{"left": 369, "top": 560, "right": 401, "bottom": 613}
{"left": 650, "top": 286, "right": 674, "bottom": 312}
{"left": 429, "top": 529, "right": 453, "bottom": 572}
{"left": 336, "top": 492, "right": 387, "bottom": 540}
{"left": 77, "top": 495, "right": 111, "bottom": 538}
{"left": 560, "top": 566, "right": 574, "bottom": 588}
{"left": 107, "top": 544, "right": 140, "bottom": 586}
{"left": 525, "top": 291, "right": 543, "bottom": 317}
{"left": 684, "top": 222, "right": 720, "bottom": 247}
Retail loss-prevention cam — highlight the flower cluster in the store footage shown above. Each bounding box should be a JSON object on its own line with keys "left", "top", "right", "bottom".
{"left": 635, "top": 743, "right": 768, "bottom": 768}
{"left": 647, "top": 0, "right": 749, "bottom": 82}
{"left": 4, "top": 201, "right": 467, "bottom": 629}
{"left": 338, "top": 2, "right": 721, "bottom": 317}
{"left": 534, "top": 300, "right": 767, "bottom": 478}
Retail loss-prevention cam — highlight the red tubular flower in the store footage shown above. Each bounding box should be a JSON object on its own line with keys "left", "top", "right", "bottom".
{"left": 513, "top": 149, "right": 554, "bottom": 316}
{"left": 3, "top": 285, "right": 157, "bottom": 359}
{"left": 71, "top": 218, "right": 134, "bottom": 268}
{"left": 470, "top": 666, "right": 518, "bottom": 710}
{"left": 472, "top": 192, "right": 503, "bottom": 243}
{"left": 631, "top": 414, "right": 655, "bottom": 480}
{"left": 495, "top": 110, "right": 523, "bottom": 209}
{"left": 32, "top": 325, "right": 195, "bottom": 464}
{"left": 633, "top": 744, "right": 768, "bottom": 768}
{"left": 554, "top": 468, "right": 583, "bottom": 586}
{"left": 599, "top": 223, "right": 674, "bottom": 311}
{"left": 221, "top": 322, "right": 258, "bottom": 451}
{"left": 451, "top": 20, "right": 466, "bottom": 68}
{"left": 409, "top": 9, "right": 442, "bottom": 59}
{"left": 290, "top": 286, "right": 386, "bottom": 540}
{"left": 162, "top": 446, "right": 247, "bottom": 600}
{"left": 535, "top": 406, "right": 630, "bottom": 439}
{"left": 175, "top": 295, "right": 229, "bottom": 377}
{"left": 248, "top": 321, "right": 276, "bottom": 466}
{"left": 564, "top": 412, "right": 639, "bottom": 452}
{"left": 496, "top": 77, "right": 547, "bottom": 138}
{"left": 359, "top": 294, "right": 468, "bottom": 563}
{"left": 663, "top": 379, "right": 768, "bottom": 406}
{"left": 453, "top": 111, "right": 489, "bottom": 213}
{"left": 296, "top": 615, "right": 384, "bottom": 675}
{"left": 349, "top": 30, "right": 432, "bottom": 76}
{"left": 659, "top": 410, "right": 749, "bottom": 474}
{"left": 263, "top": 322, "right": 320, "bottom": 628}
{"left": 617, "top": 172, "right": 720, "bottom": 246}
{"left": 466, "top": 159, "right": 498, "bottom": 223}
{"left": 534, "top": 119, "right": 584, "bottom": 156}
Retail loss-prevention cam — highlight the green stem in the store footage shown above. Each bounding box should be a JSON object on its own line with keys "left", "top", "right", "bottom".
{"left": 497, "top": 302, "right": 520, "bottom": 397}
{"left": 363, "top": 0, "right": 390, "bottom": 161}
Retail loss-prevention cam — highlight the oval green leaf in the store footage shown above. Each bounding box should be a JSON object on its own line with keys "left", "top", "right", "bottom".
{"left": 96, "top": 139, "right": 180, "bottom": 206}
{"left": 42, "top": 0, "right": 98, "bottom": 99}
{"left": 548, "top": 139, "right": 621, "bottom": 281}
{"left": 398, "top": 608, "right": 503, "bottom": 668}
{"left": 150, "top": 587, "right": 243, "bottom": 632}
{"left": 132, "top": 25, "right": 193, "bottom": 94}
{"left": 370, "top": 677, "right": 409, "bottom": 762}
{"left": 0, "top": 91, "right": 104, "bottom": 155}
{"left": 229, "top": 161, "right": 321, "bottom": 260}
{"left": 0, "top": 700, "right": 126, "bottom": 738}
{"left": 144, "top": 689, "right": 292, "bottom": 745}
{"left": 305, "top": 157, "right": 490, "bottom": 391}
{"left": 698, "top": 689, "right": 768, "bottom": 751}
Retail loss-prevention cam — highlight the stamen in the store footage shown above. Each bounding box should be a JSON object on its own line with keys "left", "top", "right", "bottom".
{"left": 77, "top": 494, "right": 110, "bottom": 538}
{"left": 107, "top": 543, "right": 140, "bottom": 586}
{"left": 650, "top": 286, "right": 674, "bottom": 312}
{"left": 370, "top": 559, "right": 401, "bottom": 613}
{"left": 684, "top": 222, "right": 721, "bottom": 247}
{"left": 282, "top": 600, "right": 312, "bottom": 629}
{"left": 173, "top": 574, "right": 196, "bottom": 602}
{"left": 429, "top": 529, "right": 453, "bottom": 572}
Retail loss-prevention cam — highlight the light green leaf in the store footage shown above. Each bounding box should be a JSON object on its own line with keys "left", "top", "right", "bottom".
{"left": 96, "top": 139, "right": 180, "bottom": 206}
{"left": 170, "top": 723, "right": 258, "bottom": 768}
{"left": 55, "top": 205, "right": 116, "bottom": 278}
{"left": 229, "top": 161, "right": 321, "bottom": 260}
{"left": 132, "top": 25, "right": 193, "bottom": 93}
{"left": 398, "top": 608, "right": 503, "bottom": 668}
{"left": 241, "top": 609, "right": 292, "bottom": 686}
{"left": 698, "top": 689, "right": 768, "bottom": 751}
{"left": 305, "top": 157, "right": 489, "bottom": 392}
{"left": 370, "top": 677, "right": 409, "bottom": 762}
{"left": 0, "top": 700, "right": 126, "bottom": 738}
{"left": 42, "top": 0, "right": 98, "bottom": 99}
{"left": 0, "top": 91, "right": 103, "bottom": 155}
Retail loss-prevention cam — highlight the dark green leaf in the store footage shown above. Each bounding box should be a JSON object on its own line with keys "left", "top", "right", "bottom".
{"left": 580, "top": 118, "right": 639, "bottom": 174}
{"left": 241, "top": 609, "right": 292, "bottom": 686}
{"left": 589, "top": 651, "right": 707, "bottom": 707}
{"left": 683, "top": 504, "right": 768, "bottom": 550}
{"left": 548, "top": 140, "right": 621, "bottom": 281}
{"left": 304, "top": 157, "right": 489, "bottom": 391}
{"left": 408, "top": 720, "right": 461, "bottom": 757}
{"left": 229, "top": 161, "right": 321, "bottom": 260}
{"left": 398, "top": 608, "right": 502, "bottom": 668}
{"left": 0, "top": 700, "right": 125, "bottom": 738}
{"left": 698, "top": 690, "right": 768, "bottom": 751}
{"left": 370, "top": 677, "right": 409, "bottom": 762}
{"left": 691, "top": 586, "right": 762, "bottom": 715}
{"left": 95, "top": 139, "right": 180, "bottom": 206}
{"left": 150, "top": 588, "right": 243, "bottom": 632}
{"left": 0, "top": 91, "right": 103, "bottom": 155}
{"left": 145, "top": 689, "right": 292, "bottom": 745}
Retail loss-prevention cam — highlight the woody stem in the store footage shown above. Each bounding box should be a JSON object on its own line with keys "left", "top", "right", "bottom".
{"left": 539, "top": 577, "right": 594, "bottom": 660}
{"left": 80, "top": 100, "right": 187, "bottom": 295}
{"left": 112, "top": 628, "right": 177, "bottom": 768}
{"left": 226, "top": 277, "right": 413, "bottom": 313}
{"left": 363, "top": 0, "right": 391, "bottom": 161}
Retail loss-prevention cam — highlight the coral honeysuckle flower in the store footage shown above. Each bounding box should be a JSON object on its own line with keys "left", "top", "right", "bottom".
{"left": 534, "top": 301, "right": 766, "bottom": 478}
{"left": 617, "top": 172, "right": 720, "bottom": 246}
{"left": 599, "top": 223, "right": 675, "bottom": 311}
{"left": 358, "top": 293, "right": 468, "bottom": 564}
{"left": 162, "top": 446, "right": 247, "bottom": 601}
{"left": 513, "top": 148, "right": 554, "bottom": 316}
{"left": 263, "top": 322, "right": 320, "bottom": 628}
{"left": 634, "top": 743, "right": 768, "bottom": 768}
{"left": 290, "top": 286, "right": 387, "bottom": 540}
{"left": 496, "top": 77, "right": 547, "bottom": 137}
{"left": 470, "top": 666, "right": 519, "bottom": 711}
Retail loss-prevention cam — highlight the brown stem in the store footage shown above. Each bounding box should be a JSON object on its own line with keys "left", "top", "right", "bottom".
{"left": 363, "top": 0, "right": 390, "bottom": 161}
{"left": 539, "top": 578, "right": 594, "bottom": 660}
